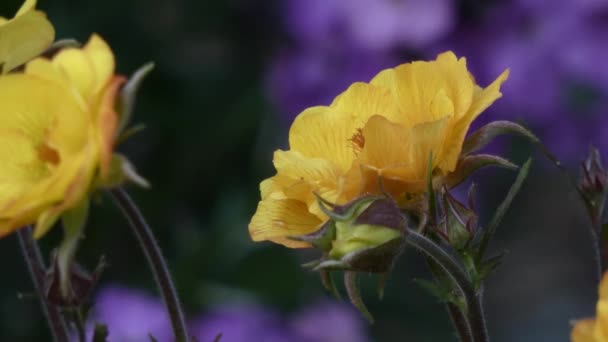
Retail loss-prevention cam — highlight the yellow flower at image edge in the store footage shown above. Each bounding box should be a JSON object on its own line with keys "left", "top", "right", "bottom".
{"left": 249, "top": 51, "right": 509, "bottom": 248}
{"left": 0, "top": 0, "right": 55, "bottom": 73}
{"left": 572, "top": 273, "right": 608, "bottom": 342}
{"left": 0, "top": 34, "right": 124, "bottom": 238}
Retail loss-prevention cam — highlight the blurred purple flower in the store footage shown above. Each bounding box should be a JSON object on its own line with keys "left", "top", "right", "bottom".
{"left": 434, "top": 1, "right": 608, "bottom": 159}
{"left": 189, "top": 306, "right": 292, "bottom": 342}
{"left": 289, "top": 300, "right": 369, "bottom": 342}
{"left": 88, "top": 285, "right": 172, "bottom": 341}
{"left": 284, "top": 0, "right": 455, "bottom": 50}
{"left": 267, "top": 45, "right": 397, "bottom": 121}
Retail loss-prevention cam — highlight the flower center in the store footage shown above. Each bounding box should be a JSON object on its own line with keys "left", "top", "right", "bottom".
{"left": 37, "top": 142, "right": 60, "bottom": 165}
{"left": 350, "top": 128, "right": 365, "bottom": 154}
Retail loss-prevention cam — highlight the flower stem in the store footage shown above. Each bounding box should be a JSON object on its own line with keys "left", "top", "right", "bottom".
{"left": 109, "top": 188, "right": 189, "bottom": 342}
{"left": 590, "top": 214, "right": 604, "bottom": 283}
{"left": 405, "top": 229, "right": 489, "bottom": 342}
{"left": 447, "top": 303, "right": 473, "bottom": 342}
{"left": 17, "top": 226, "right": 70, "bottom": 342}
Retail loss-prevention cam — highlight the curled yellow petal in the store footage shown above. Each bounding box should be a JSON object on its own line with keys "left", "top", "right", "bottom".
{"left": 249, "top": 198, "right": 322, "bottom": 248}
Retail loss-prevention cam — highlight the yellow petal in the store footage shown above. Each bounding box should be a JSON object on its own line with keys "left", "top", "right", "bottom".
{"left": 0, "top": 9, "right": 54, "bottom": 73}
{"left": 97, "top": 76, "right": 125, "bottom": 178}
{"left": 572, "top": 319, "right": 598, "bottom": 342}
{"left": 83, "top": 34, "right": 115, "bottom": 94}
{"left": 595, "top": 300, "right": 608, "bottom": 341}
{"left": 289, "top": 82, "right": 398, "bottom": 171}
{"left": 600, "top": 272, "right": 608, "bottom": 299}
{"left": 52, "top": 48, "right": 97, "bottom": 102}
{"left": 371, "top": 51, "right": 473, "bottom": 127}
{"left": 273, "top": 150, "right": 341, "bottom": 186}
{"left": 249, "top": 198, "right": 322, "bottom": 248}
{"left": 15, "top": 0, "right": 37, "bottom": 17}
{"left": 438, "top": 69, "right": 509, "bottom": 172}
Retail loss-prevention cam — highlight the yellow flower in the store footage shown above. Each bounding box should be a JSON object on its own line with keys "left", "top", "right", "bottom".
{"left": 572, "top": 273, "right": 608, "bottom": 342}
{"left": 0, "top": 34, "right": 124, "bottom": 238}
{"left": 0, "top": 0, "right": 55, "bottom": 73}
{"left": 249, "top": 51, "right": 509, "bottom": 248}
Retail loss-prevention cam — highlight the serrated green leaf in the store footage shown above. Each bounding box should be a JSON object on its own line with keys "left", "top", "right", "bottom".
{"left": 58, "top": 199, "right": 89, "bottom": 298}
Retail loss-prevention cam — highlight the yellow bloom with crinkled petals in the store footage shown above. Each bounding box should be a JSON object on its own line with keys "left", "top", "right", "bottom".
{"left": 572, "top": 272, "right": 608, "bottom": 342}
{"left": 0, "top": 0, "right": 54, "bottom": 73}
{"left": 249, "top": 51, "right": 509, "bottom": 248}
{"left": 0, "top": 34, "right": 125, "bottom": 238}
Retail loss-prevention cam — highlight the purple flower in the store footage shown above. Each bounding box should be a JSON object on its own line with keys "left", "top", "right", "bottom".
{"left": 267, "top": 45, "right": 397, "bottom": 121}
{"left": 189, "top": 306, "right": 291, "bottom": 342}
{"left": 284, "top": 0, "right": 455, "bottom": 51}
{"left": 289, "top": 300, "right": 369, "bottom": 342}
{"left": 433, "top": 1, "right": 608, "bottom": 160}
{"left": 87, "top": 285, "right": 172, "bottom": 341}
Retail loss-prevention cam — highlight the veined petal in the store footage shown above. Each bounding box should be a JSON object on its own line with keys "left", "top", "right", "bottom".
{"left": 249, "top": 198, "right": 323, "bottom": 248}
{"left": 84, "top": 34, "right": 115, "bottom": 95}
{"left": 437, "top": 69, "right": 509, "bottom": 172}
{"left": 0, "top": 9, "right": 54, "bottom": 73}
{"left": 273, "top": 150, "right": 341, "bottom": 186}
{"left": 370, "top": 51, "right": 473, "bottom": 127}
{"left": 289, "top": 82, "right": 398, "bottom": 171}
{"left": 52, "top": 48, "right": 97, "bottom": 103}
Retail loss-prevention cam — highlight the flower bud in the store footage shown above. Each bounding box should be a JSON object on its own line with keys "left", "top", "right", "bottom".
{"left": 438, "top": 187, "right": 477, "bottom": 250}
{"left": 293, "top": 196, "right": 405, "bottom": 273}
{"left": 579, "top": 146, "right": 608, "bottom": 215}
{"left": 44, "top": 256, "right": 106, "bottom": 307}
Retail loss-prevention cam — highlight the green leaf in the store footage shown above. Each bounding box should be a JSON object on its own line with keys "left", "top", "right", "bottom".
{"left": 117, "top": 62, "right": 155, "bottom": 135}
{"left": 461, "top": 121, "right": 539, "bottom": 156}
{"left": 58, "top": 199, "right": 90, "bottom": 298}
{"left": 444, "top": 154, "right": 518, "bottom": 189}
{"left": 477, "top": 159, "right": 532, "bottom": 261}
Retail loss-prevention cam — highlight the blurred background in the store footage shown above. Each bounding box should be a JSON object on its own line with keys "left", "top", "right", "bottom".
{"left": 0, "top": 0, "right": 606, "bottom": 340}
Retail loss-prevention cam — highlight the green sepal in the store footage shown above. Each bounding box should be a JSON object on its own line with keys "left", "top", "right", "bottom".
{"left": 444, "top": 154, "right": 517, "bottom": 189}
{"left": 117, "top": 62, "right": 155, "bottom": 136}
{"left": 97, "top": 154, "right": 150, "bottom": 189}
{"left": 320, "top": 270, "right": 342, "bottom": 300}
{"left": 58, "top": 199, "right": 89, "bottom": 298}
{"left": 289, "top": 220, "right": 336, "bottom": 251}
{"left": 461, "top": 120, "right": 539, "bottom": 156}
{"left": 344, "top": 271, "right": 374, "bottom": 324}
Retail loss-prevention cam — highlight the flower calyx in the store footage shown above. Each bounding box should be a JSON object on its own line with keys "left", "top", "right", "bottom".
{"left": 578, "top": 146, "right": 608, "bottom": 219}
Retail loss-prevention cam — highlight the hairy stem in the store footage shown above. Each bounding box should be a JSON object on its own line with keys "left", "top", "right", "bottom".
{"left": 406, "top": 229, "right": 489, "bottom": 342}
{"left": 109, "top": 188, "right": 189, "bottom": 342}
{"left": 17, "top": 226, "right": 70, "bottom": 342}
